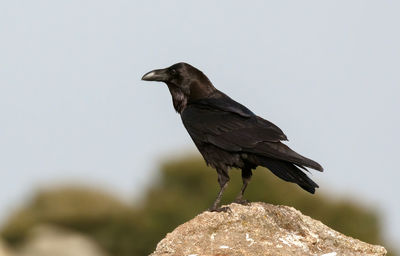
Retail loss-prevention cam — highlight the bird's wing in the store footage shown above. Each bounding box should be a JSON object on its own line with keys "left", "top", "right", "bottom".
{"left": 191, "top": 93, "right": 287, "bottom": 140}
{"left": 181, "top": 94, "right": 323, "bottom": 171}
{"left": 181, "top": 94, "right": 287, "bottom": 151}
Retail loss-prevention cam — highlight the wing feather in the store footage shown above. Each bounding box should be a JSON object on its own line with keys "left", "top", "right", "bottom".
{"left": 181, "top": 92, "right": 323, "bottom": 172}
{"left": 182, "top": 93, "right": 287, "bottom": 146}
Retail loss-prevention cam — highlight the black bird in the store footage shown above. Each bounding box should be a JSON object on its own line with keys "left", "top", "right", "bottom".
{"left": 142, "top": 62, "right": 323, "bottom": 211}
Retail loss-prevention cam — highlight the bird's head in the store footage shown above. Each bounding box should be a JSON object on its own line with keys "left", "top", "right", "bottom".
{"left": 142, "top": 62, "right": 216, "bottom": 113}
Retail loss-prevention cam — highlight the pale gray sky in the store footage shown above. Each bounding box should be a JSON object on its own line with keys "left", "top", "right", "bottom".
{"left": 1, "top": 0, "right": 399, "bottom": 248}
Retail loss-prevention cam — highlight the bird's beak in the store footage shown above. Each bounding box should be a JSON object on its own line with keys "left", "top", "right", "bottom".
{"left": 141, "top": 68, "right": 169, "bottom": 82}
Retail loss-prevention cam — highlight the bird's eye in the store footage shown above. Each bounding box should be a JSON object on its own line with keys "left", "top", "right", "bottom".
{"left": 170, "top": 69, "right": 177, "bottom": 75}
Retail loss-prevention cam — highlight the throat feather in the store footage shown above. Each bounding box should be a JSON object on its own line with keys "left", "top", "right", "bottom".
{"left": 168, "top": 86, "right": 187, "bottom": 113}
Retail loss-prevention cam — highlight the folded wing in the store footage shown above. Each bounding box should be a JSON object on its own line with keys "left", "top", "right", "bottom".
{"left": 181, "top": 92, "right": 323, "bottom": 172}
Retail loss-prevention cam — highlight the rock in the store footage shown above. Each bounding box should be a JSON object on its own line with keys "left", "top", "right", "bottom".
{"left": 151, "top": 202, "right": 387, "bottom": 256}
{"left": 16, "top": 225, "right": 108, "bottom": 256}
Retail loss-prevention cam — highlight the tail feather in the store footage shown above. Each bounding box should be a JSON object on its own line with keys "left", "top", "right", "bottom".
{"left": 248, "top": 155, "right": 319, "bottom": 194}
{"left": 251, "top": 142, "right": 324, "bottom": 172}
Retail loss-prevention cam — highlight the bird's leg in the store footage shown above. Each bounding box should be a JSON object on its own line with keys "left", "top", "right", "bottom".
{"left": 209, "top": 170, "right": 230, "bottom": 212}
{"left": 234, "top": 167, "right": 252, "bottom": 205}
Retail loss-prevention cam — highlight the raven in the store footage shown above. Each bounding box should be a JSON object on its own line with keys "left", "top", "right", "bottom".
{"left": 142, "top": 62, "right": 323, "bottom": 211}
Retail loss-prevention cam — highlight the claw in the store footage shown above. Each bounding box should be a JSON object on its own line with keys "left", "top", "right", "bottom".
{"left": 209, "top": 206, "right": 232, "bottom": 213}
{"left": 234, "top": 198, "right": 251, "bottom": 205}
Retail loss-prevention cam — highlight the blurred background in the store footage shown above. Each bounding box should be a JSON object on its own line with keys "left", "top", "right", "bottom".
{"left": 0, "top": 1, "right": 399, "bottom": 255}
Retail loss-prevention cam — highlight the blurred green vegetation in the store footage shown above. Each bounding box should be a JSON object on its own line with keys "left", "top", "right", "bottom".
{"left": 0, "top": 156, "right": 395, "bottom": 255}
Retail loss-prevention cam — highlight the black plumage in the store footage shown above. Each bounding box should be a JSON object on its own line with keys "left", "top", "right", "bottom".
{"left": 142, "top": 62, "right": 323, "bottom": 211}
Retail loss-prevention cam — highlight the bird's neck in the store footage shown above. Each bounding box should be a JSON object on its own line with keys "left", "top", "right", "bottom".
{"left": 167, "top": 80, "right": 216, "bottom": 114}
{"left": 187, "top": 80, "right": 216, "bottom": 101}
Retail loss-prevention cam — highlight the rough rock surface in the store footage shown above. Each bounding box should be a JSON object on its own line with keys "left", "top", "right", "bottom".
{"left": 151, "top": 202, "right": 387, "bottom": 256}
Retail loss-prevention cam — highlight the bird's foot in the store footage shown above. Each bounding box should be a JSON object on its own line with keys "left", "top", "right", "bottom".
{"left": 208, "top": 206, "right": 232, "bottom": 213}
{"left": 234, "top": 198, "right": 250, "bottom": 205}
